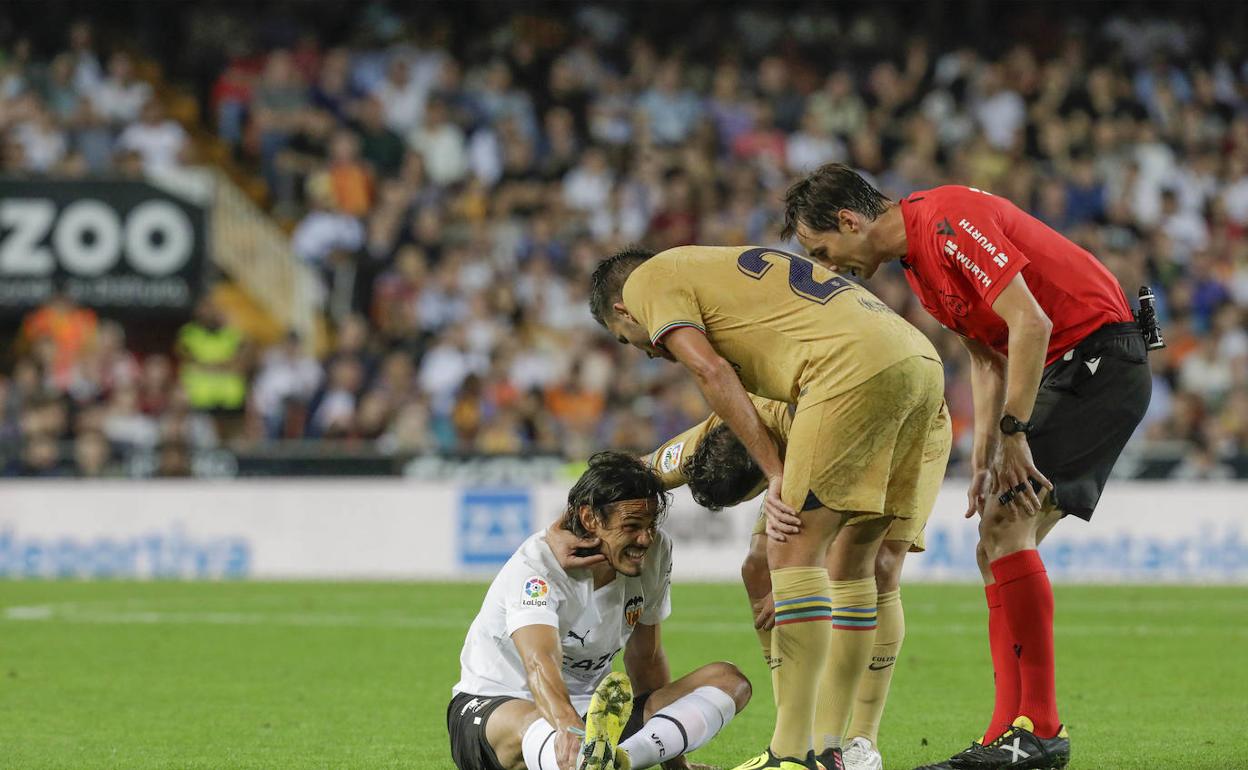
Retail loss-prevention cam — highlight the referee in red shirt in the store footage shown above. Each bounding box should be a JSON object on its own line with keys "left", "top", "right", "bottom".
{"left": 779, "top": 165, "right": 1153, "bottom": 770}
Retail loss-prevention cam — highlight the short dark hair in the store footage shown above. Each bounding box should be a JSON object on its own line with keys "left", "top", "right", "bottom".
{"left": 561, "top": 451, "right": 670, "bottom": 537}
{"left": 683, "top": 424, "right": 764, "bottom": 510}
{"left": 781, "top": 163, "right": 891, "bottom": 239}
{"left": 588, "top": 246, "right": 656, "bottom": 326}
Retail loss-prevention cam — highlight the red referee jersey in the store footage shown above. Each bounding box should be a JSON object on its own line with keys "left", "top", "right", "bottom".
{"left": 899, "top": 185, "right": 1133, "bottom": 365}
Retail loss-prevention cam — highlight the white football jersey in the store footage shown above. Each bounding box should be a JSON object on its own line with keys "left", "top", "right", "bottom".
{"left": 453, "top": 529, "right": 673, "bottom": 711}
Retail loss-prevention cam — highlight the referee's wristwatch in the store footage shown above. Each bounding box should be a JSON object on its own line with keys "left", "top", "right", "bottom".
{"left": 999, "top": 414, "right": 1034, "bottom": 436}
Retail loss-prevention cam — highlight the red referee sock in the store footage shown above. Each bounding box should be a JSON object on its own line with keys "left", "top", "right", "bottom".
{"left": 990, "top": 549, "right": 1060, "bottom": 738}
{"left": 983, "top": 583, "right": 1021, "bottom": 744}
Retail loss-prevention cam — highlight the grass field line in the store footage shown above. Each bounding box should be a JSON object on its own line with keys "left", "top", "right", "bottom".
{"left": 5, "top": 603, "right": 1246, "bottom": 638}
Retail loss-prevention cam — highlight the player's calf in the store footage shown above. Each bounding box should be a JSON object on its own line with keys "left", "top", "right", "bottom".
{"left": 618, "top": 662, "right": 750, "bottom": 769}
{"left": 741, "top": 536, "right": 777, "bottom": 670}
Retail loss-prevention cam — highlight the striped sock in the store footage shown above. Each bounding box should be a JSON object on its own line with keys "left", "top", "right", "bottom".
{"left": 769, "top": 566, "right": 833, "bottom": 758}
{"left": 846, "top": 589, "right": 904, "bottom": 745}
{"left": 814, "top": 577, "right": 879, "bottom": 751}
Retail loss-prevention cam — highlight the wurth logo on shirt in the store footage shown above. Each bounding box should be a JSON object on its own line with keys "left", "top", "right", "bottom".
{"left": 944, "top": 239, "right": 993, "bottom": 289}
{"left": 957, "top": 219, "right": 1009, "bottom": 268}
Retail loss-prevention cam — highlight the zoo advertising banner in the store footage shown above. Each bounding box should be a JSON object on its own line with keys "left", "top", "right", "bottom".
{"left": 0, "top": 481, "right": 1245, "bottom": 583}
{"left": 0, "top": 179, "right": 206, "bottom": 315}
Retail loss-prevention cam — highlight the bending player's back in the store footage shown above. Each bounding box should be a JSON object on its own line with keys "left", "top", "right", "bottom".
{"left": 623, "top": 245, "right": 939, "bottom": 405}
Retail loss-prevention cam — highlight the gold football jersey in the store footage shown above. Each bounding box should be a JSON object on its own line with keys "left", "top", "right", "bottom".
{"left": 623, "top": 246, "right": 941, "bottom": 407}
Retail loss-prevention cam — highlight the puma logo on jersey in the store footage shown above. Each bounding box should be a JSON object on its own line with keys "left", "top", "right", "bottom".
{"left": 567, "top": 629, "right": 589, "bottom": 646}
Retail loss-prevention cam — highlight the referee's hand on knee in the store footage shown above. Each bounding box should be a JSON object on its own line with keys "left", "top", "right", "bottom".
{"left": 992, "top": 435, "right": 1053, "bottom": 514}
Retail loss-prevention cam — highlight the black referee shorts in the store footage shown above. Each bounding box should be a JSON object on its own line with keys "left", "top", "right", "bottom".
{"left": 1029, "top": 322, "right": 1152, "bottom": 521}
{"left": 446, "top": 690, "right": 653, "bottom": 770}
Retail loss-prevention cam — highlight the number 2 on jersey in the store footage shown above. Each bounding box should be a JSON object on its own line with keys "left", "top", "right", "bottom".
{"left": 736, "top": 247, "right": 853, "bottom": 304}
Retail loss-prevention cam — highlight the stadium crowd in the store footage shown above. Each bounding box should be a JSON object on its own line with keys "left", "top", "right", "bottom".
{"left": 2, "top": 5, "right": 1248, "bottom": 479}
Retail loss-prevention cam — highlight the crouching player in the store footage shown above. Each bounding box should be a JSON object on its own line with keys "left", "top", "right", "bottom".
{"left": 449, "top": 452, "right": 752, "bottom": 770}
{"left": 645, "top": 395, "right": 951, "bottom": 770}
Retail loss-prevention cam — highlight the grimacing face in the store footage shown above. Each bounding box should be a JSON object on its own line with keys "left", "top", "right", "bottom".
{"left": 606, "top": 305, "right": 675, "bottom": 361}
{"left": 795, "top": 215, "right": 881, "bottom": 279}
{"left": 580, "top": 498, "right": 659, "bottom": 577}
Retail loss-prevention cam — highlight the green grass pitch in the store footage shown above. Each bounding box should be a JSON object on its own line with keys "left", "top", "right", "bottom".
{"left": 2, "top": 581, "right": 1245, "bottom": 769}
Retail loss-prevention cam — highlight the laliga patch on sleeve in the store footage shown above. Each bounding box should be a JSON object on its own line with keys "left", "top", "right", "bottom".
{"left": 521, "top": 576, "right": 550, "bottom": 607}
{"left": 659, "top": 441, "right": 685, "bottom": 473}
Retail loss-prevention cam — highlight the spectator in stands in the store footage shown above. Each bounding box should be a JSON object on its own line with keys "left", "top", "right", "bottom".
{"left": 637, "top": 60, "right": 701, "bottom": 146}
{"left": 115, "top": 100, "right": 190, "bottom": 174}
{"left": 251, "top": 331, "right": 323, "bottom": 439}
{"left": 175, "top": 297, "right": 249, "bottom": 414}
{"left": 74, "top": 430, "right": 118, "bottom": 478}
{"left": 4, "top": 3, "right": 1248, "bottom": 480}
{"left": 292, "top": 174, "right": 365, "bottom": 267}
{"left": 66, "top": 19, "right": 102, "bottom": 93}
{"left": 70, "top": 319, "right": 140, "bottom": 403}
{"left": 12, "top": 96, "right": 68, "bottom": 172}
{"left": 310, "top": 47, "right": 359, "bottom": 123}
{"left": 19, "top": 291, "right": 98, "bottom": 392}
{"left": 103, "top": 384, "right": 158, "bottom": 450}
{"left": 408, "top": 96, "right": 467, "bottom": 187}
{"left": 317, "top": 129, "right": 374, "bottom": 217}
{"left": 373, "top": 55, "right": 427, "bottom": 135}
{"left": 356, "top": 96, "right": 404, "bottom": 179}
{"left": 306, "top": 355, "right": 365, "bottom": 438}
{"left": 17, "top": 433, "right": 67, "bottom": 477}
{"left": 252, "top": 49, "right": 309, "bottom": 190}
{"left": 91, "top": 52, "right": 151, "bottom": 127}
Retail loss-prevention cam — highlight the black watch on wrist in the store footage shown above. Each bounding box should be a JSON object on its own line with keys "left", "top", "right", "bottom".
{"left": 999, "top": 414, "right": 1034, "bottom": 436}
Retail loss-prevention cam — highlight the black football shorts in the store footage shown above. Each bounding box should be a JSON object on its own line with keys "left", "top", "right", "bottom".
{"left": 1029, "top": 322, "right": 1152, "bottom": 521}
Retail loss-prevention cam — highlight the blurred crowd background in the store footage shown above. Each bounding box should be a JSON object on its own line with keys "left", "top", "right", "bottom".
{"left": 2, "top": 1, "right": 1247, "bottom": 479}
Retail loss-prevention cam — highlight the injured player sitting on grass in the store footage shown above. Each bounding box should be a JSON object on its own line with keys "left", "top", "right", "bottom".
{"left": 448, "top": 451, "right": 752, "bottom": 770}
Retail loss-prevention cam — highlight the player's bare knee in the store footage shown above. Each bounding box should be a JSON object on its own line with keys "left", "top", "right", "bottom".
{"left": 702, "top": 660, "right": 752, "bottom": 712}
{"left": 980, "top": 517, "right": 1034, "bottom": 560}
{"left": 766, "top": 530, "right": 825, "bottom": 569}
{"left": 740, "top": 549, "right": 769, "bottom": 594}
{"left": 975, "top": 540, "right": 990, "bottom": 572}
{"left": 873, "top": 543, "right": 904, "bottom": 593}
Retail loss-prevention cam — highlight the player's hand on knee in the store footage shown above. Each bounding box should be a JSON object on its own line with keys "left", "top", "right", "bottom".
{"left": 545, "top": 521, "right": 606, "bottom": 568}
{"left": 764, "top": 476, "right": 800, "bottom": 542}
{"left": 752, "top": 592, "right": 776, "bottom": 630}
{"left": 965, "top": 467, "right": 993, "bottom": 519}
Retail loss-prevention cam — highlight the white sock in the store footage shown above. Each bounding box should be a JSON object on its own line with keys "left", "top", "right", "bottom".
{"left": 521, "top": 717, "right": 560, "bottom": 770}
{"left": 618, "top": 686, "right": 737, "bottom": 769}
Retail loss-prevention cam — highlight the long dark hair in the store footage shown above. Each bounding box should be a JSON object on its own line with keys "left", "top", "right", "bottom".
{"left": 561, "top": 451, "right": 670, "bottom": 536}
